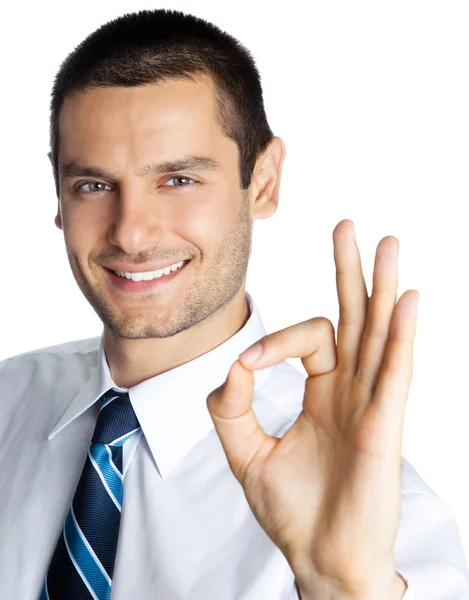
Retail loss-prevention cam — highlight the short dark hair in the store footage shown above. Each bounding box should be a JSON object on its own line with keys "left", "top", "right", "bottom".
{"left": 48, "top": 8, "right": 275, "bottom": 198}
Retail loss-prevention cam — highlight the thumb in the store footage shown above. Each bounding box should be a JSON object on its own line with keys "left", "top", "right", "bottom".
{"left": 206, "top": 359, "right": 275, "bottom": 484}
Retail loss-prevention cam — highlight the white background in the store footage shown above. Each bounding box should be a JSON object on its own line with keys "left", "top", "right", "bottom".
{"left": 1, "top": 0, "right": 468, "bottom": 563}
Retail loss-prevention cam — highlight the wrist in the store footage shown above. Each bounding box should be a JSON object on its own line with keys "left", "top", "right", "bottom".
{"left": 296, "top": 569, "right": 407, "bottom": 600}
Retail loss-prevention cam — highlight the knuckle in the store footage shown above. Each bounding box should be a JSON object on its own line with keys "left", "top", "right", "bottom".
{"left": 314, "top": 316, "right": 335, "bottom": 336}
{"left": 273, "top": 328, "right": 290, "bottom": 346}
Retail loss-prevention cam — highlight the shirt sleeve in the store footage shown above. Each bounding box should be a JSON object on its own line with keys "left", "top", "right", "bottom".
{"left": 288, "top": 489, "right": 469, "bottom": 600}
{"left": 393, "top": 490, "right": 469, "bottom": 599}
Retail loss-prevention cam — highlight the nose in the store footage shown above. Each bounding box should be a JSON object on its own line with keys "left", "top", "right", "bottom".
{"left": 108, "top": 183, "right": 167, "bottom": 255}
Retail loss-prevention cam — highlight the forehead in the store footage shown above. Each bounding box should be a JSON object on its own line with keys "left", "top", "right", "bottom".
{"left": 58, "top": 77, "right": 233, "bottom": 163}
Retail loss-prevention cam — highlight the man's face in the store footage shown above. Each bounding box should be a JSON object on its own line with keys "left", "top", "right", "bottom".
{"left": 56, "top": 77, "right": 253, "bottom": 340}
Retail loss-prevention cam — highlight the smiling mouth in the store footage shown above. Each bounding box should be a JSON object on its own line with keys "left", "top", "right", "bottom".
{"left": 109, "top": 259, "right": 190, "bottom": 281}
{"left": 104, "top": 259, "right": 191, "bottom": 293}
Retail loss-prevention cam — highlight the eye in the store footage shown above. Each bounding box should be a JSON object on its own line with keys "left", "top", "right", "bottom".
{"left": 77, "top": 181, "right": 112, "bottom": 194}
{"left": 164, "top": 176, "right": 196, "bottom": 188}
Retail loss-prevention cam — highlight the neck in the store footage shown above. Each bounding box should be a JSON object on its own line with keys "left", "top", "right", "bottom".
{"left": 103, "top": 286, "right": 250, "bottom": 389}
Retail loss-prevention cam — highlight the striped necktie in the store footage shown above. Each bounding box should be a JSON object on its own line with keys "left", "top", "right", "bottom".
{"left": 40, "top": 390, "right": 141, "bottom": 600}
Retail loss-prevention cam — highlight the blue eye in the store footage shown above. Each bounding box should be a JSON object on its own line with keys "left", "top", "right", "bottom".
{"left": 78, "top": 182, "right": 112, "bottom": 194}
{"left": 76, "top": 176, "right": 196, "bottom": 196}
{"left": 165, "top": 176, "right": 196, "bottom": 188}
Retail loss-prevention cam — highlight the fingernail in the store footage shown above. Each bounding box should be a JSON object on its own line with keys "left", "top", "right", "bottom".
{"left": 239, "top": 342, "right": 262, "bottom": 365}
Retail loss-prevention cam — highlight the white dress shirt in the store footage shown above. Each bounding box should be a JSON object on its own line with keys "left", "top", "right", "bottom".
{"left": 1, "top": 291, "right": 468, "bottom": 600}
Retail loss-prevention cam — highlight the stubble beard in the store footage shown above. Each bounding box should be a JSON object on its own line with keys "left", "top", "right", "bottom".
{"left": 68, "top": 193, "right": 253, "bottom": 340}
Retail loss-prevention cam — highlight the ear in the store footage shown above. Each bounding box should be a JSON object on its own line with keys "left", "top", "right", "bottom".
{"left": 48, "top": 151, "right": 62, "bottom": 229}
{"left": 249, "top": 136, "right": 286, "bottom": 220}
{"left": 55, "top": 204, "right": 63, "bottom": 230}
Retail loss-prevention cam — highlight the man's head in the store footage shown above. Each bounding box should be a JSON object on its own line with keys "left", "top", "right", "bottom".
{"left": 51, "top": 9, "right": 285, "bottom": 341}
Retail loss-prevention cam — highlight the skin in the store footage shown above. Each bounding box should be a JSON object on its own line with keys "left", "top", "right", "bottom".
{"left": 53, "top": 73, "right": 410, "bottom": 598}
{"left": 53, "top": 76, "right": 285, "bottom": 388}
{"left": 207, "top": 221, "right": 416, "bottom": 599}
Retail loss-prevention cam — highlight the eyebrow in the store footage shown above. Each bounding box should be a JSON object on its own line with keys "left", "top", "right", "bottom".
{"left": 58, "top": 155, "right": 223, "bottom": 181}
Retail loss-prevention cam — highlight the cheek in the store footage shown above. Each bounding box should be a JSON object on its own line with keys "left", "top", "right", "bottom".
{"left": 170, "top": 193, "right": 235, "bottom": 240}
{"left": 175, "top": 209, "right": 217, "bottom": 239}
{"left": 61, "top": 208, "right": 104, "bottom": 254}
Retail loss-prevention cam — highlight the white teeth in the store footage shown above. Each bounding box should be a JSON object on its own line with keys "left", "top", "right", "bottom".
{"left": 113, "top": 260, "right": 186, "bottom": 281}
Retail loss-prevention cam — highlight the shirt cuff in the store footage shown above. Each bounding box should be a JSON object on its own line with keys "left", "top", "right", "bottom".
{"left": 397, "top": 571, "right": 415, "bottom": 600}
{"left": 293, "top": 573, "right": 414, "bottom": 600}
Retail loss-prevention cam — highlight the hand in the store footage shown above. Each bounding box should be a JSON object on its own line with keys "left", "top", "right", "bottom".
{"left": 206, "top": 219, "right": 418, "bottom": 599}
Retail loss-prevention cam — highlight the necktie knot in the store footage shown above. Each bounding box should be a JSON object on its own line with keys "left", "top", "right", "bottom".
{"left": 92, "top": 390, "right": 141, "bottom": 446}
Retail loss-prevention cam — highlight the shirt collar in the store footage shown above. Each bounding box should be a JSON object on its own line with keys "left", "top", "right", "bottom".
{"left": 48, "top": 291, "right": 273, "bottom": 478}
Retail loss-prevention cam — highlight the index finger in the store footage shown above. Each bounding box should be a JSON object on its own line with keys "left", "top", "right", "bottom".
{"left": 238, "top": 317, "right": 337, "bottom": 377}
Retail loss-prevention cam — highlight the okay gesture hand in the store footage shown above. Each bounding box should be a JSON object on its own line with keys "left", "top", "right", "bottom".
{"left": 206, "top": 219, "right": 418, "bottom": 600}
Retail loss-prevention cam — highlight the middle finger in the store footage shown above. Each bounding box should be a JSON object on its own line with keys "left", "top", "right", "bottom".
{"left": 355, "top": 235, "right": 399, "bottom": 397}
{"left": 334, "top": 219, "right": 369, "bottom": 374}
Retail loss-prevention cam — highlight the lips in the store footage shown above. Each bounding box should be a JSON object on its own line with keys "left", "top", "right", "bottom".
{"left": 105, "top": 259, "right": 190, "bottom": 274}
{"left": 105, "top": 260, "right": 190, "bottom": 293}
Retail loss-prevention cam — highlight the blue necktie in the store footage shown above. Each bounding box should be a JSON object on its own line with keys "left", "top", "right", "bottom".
{"left": 40, "top": 390, "right": 141, "bottom": 600}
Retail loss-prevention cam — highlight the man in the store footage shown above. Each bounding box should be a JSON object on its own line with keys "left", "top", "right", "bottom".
{"left": 0, "top": 8, "right": 467, "bottom": 600}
